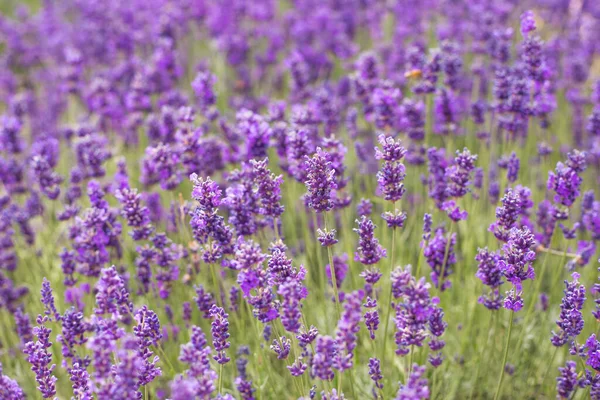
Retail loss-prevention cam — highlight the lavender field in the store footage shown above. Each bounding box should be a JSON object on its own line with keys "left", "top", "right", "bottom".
{"left": 1, "top": 1, "right": 600, "bottom": 399}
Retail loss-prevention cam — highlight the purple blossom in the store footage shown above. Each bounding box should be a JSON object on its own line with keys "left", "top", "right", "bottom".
{"left": 271, "top": 336, "right": 291, "bottom": 359}
{"left": 0, "top": 362, "right": 25, "bottom": 399}
{"left": 364, "top": 297, "right": 379, "bottom": 339}
{"left": 304, "top": 148, "right": 337, "bottom": 213}
{"left": 354, "top": 216, "right": 386, "bottom": 265}
{"left": 312, "top": 335, "right": 336, "bottom": 381}
{"left": 210, "top": 305, "right": 231, "bottom": 364}
{"left": 369, "top": 357, "right": 383, "bottom": 390}
{"left": 396, "top": 364, "right": 429, "bottom": 400}
{"left": 547, "top": 150, "right": 587, "bottom": 208}
{"left": 499, "top": 228, "right": 537, "bottom": 312}
{"left": 23, "top": 316, "right": 57, "bottom": 398}
{"left": 423, "top": 227, "right": 456, "bottom": 291}
{"left": 551, "top": 272, "right": 586, "bottom": 346}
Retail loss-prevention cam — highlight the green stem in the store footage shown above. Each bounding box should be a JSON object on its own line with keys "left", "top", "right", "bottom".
{"left": 493, "top": 310, "right": 514, "bottom": 400}
{"left": 325, "top": 213, "right": 342, "bottom": 321}
{"left": 218, "top": 363, "right": 224, "bottom": 394}
{"left": 380, "top": 217, "right": 397, "bottom": 374}
{"left": 438, "top": 222, "right": 455, "bottom": 292}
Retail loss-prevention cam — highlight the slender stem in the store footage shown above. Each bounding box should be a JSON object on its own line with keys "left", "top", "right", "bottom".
{"left": 493, "top": 310, "right": 514, "bottom": 400}
{"left": 408, "top": 345, "right": 415, "bottom": 376}
{"left": 218, "top": 363, "right": 224, "bottom": 394}
{"left": 325, "top": 213, "right": 342, "bottom": 321}
{"left": 380, "top": 213, "right": 397, "bottom": 374}
{"left": 438, "top": 222, "right": 455, "bottom": 291}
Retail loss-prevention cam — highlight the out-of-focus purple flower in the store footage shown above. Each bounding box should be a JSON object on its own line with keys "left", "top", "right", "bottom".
{"left": 278, "top": 273, "right": 307, "bottom": 333}
{"left": 115, "top": 187, "right": 154, "bottom": 241}
{"left": 475, "top": 248, "right": 503, "bottom": 310}
{"left": 312, "top": 335, "right": 336, "bottom": 381}
{"left": 423, "top": 227, "right": 456, "bottom": 291}
{"left": 29, "top": 155, "right": 63, "bottom": 200}
{"left": 250, "top": 158, "right": 284, "bottom": 219}
{"left": 326, "top": 254, "right": 348, "bottom": 290}
{"left": 357, "top": 199, "right": 372, "bottom": 217}
{"left": 237, "top": 109, "right": 272, "bottom": 161}
{"left": 192, "top": 71, "right": 217, "bottom": 112}
{"left": 335, "top": 290, "right": 364, "bottom": 371}
{"left": 396, "top": 364, "right": 429, "bottom": 399}
{"left": 520, "top": 10, "right": 536, "bottom": 36}
{"left": 0, "top": 361, "right": 25, "bottom": 399}
{"left": 141, "top": 143, "right": 182, "bottom": 190}
{"left": 547, "top": 150, "right": 587, "bottom": 208}
{"left": 94, "top": 265, "right": 133, "bottom": 318}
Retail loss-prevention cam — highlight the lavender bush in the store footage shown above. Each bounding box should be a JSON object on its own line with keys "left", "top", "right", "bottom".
{"left": 0, "top": 1, "right": 600, "bottom": 399}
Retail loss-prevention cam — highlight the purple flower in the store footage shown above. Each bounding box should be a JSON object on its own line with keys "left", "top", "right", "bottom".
{"left": 94, "top": 265, "right": 133, "bottom": 318}
{"left": 192, "top": 70, "right": 217, "bottom": 111}
{"left": 278, "top": 275, "right": 307, "bottom": 333}
{"left": 376, "top": 134, "right": 407, "bottom": 203}
{"left": 41, "top": 278, "right": 60, "bottom": 322}
{"left": 475, "top": 248, "right": 504, "bottom": 310}
{"left": 210, "top": 305, "right": 231, "bottom": 364}
{"left": 115, "top": 187, "right": 153, "bottom": 241}
{"left": 369, "top": 357, "right": 383, "bottom": 390}
{"left": 141, "top": 143, "right": 182, "bottom": 191}
{"left": 552, "top": 272, "right": 586, "bottom": 346}
{"left": 383, "top": 210, "right": 407, "bottom": 229}
{"left": 23, "top": 316, "right": 57, "bottom": 399}
{"left": 520, "top": 10, "right": 536, "bottom": 36}
{"left": 318, "top": 228, "right": 338, "bottom": 247}
{"left": 357, "top": 199, "right": 373, "bottom": 217}
{"left": 178, "top": 326, "right": 217, "bottom": 398}
{"left": 312, "top": 335, "right": 336, "bottom": 381}
{"left": 304, "top": 148, "right": 337, "bottom": 213}
{"left": 0, "top": 362, "right": 25, "bottom": 399}
{"left": 250, "top": 158, "right": 284, "bottom": 219}
{"left": 237, "top": 109, "right": 272, "bottom": 161}
{"left": 335, "top": 290, "right": 364, "bottom": 371}
{"left": 499, "top": 228, "right": 537, "bottom": 311}
{"left": 396, "top": 364, "right": 429, "bottom": 399}
{"left": 134, "top": 306, "right": 163, "bottom": 386}
{"left": 556, "top": 361, "right": 578, "bottom": 399}
{"left": 68, "top": 362, "right": 92, "bottom": 400}
{"left": 364, "top": 297, "right": 379, "bottom": 339}
{"left": 354, "top": 216, "right": 386, "bottom": 265}
{"left": 423, "top": 227, "right": 456, "bottom": 291}
{"left": 270, "top": 336, "right": 291, "bottom": 359}
{"left": 547, "top": 150, "right": 587, "bottom": 208}
{"left": 445, "top": 148, "right": 477, "bottom": 199}
{"left": 392, "top": 266, "right": 446, "bottom": 361}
